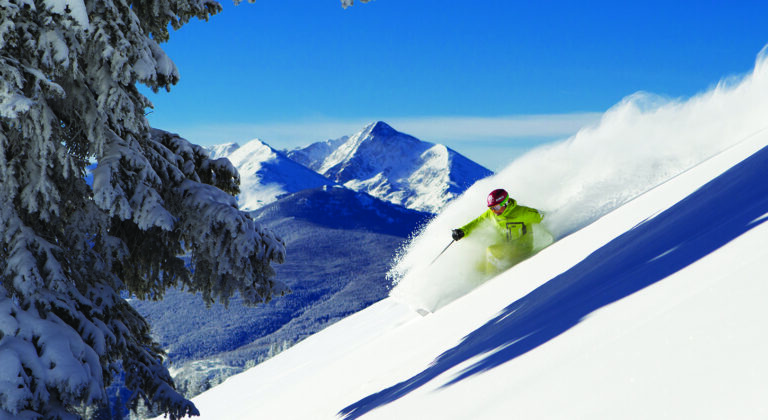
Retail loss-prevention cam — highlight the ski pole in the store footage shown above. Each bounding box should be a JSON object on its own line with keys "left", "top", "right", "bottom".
{"left": 429, "top": 240, "right": 455, "bottom": 266}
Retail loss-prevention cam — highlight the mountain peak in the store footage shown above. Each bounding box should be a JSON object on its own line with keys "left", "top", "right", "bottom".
{"left": 366, "top": 121, "right": 397, "bottom": 137}
{"left": 204, "top": 138, "right": 335, "bottom": 211}
{"left": 286, "top": 122, "right": 493, "bottom": 213}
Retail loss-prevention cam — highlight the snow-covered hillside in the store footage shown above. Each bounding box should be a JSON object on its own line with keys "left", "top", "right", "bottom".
{"left": 287, "top": 121, "right": 493, "bottom": 213}
{"left": 174, "top": 50, "right": 768, "bottom": 420}
{"left": 206, "top": 138, "right": 335, "bottom": 210}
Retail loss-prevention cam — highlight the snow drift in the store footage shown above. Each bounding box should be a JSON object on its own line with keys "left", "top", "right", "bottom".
{"left": 389, "top": 47, "right": 768, "bottom": 312}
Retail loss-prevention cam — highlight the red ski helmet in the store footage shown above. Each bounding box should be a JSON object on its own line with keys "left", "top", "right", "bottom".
{"left": 487, "top": 189, "right": 509, "bottom": 208}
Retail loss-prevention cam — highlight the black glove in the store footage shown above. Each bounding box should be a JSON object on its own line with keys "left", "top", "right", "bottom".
{"left": 451, "top": 229, "right": 465, "bottom": 241}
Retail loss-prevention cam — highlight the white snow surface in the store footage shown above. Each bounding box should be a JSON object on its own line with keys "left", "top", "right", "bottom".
{"left": 207, "top": 138, "right": 335, "bottom": 211}
{"left": 205, "top": 142, "right": 240, "bottom": 160}
{"left": 177, "top": 51, "right": 768, "bottom": 420}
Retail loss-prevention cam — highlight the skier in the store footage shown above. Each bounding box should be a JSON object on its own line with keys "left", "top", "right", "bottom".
{"left": 451, "top": 188, "right": 544, "bottom": 274}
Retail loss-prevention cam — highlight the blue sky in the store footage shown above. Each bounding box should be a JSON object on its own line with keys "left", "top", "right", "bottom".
{"left": 143, "top": 0, "right": 768, "bottom": 170}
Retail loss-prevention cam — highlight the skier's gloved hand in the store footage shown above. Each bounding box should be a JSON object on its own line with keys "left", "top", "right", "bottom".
{"left": 451, "top": 229, "right": 465, "bottom": 241}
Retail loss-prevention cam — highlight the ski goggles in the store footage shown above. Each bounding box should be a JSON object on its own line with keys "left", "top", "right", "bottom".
{"left": 490, "top": 197, "right": 509, "bottom": 211}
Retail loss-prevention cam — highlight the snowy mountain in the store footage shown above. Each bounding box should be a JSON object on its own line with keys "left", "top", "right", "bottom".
{"left": 205, "top": 142, "right": 240, "bottom": 159}
{"left": 286, "top": 121, "right": 493, "bottom": 213}
{"left": 205, "top": 138, "right": 335, "bottom": 210}
{"left": 166, "top": 52, "right": 768, "bottom": 420}
{"left": 285, "top": 135, "right": 349, "bottom": 168}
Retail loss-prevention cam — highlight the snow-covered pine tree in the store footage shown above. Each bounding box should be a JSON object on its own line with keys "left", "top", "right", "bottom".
{"left": 0, "top": 1, "right": 287, "bottom": 419}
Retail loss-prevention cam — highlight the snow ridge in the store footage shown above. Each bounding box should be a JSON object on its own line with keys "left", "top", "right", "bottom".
{"left": 207, "top": 138, "right": 335, "bottom": 211}
{"left": 206, "top": 142, "right": 240, "bottom": 160}
{"left": 287, "top": 121, "right": 493, "bottom": 213}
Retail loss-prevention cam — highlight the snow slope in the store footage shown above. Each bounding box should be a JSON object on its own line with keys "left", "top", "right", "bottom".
{"left": 178, "top": 51, "right": 768, "bottom": 419}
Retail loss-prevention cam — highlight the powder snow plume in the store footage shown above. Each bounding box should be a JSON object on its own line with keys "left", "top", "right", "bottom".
{"left": 390, "top": 46, "right": 768, "bottom": 312}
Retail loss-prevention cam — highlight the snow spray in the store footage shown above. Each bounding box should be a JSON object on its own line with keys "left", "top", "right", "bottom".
{"left": 389, "top": 45, "right": 768, "bottom": 312}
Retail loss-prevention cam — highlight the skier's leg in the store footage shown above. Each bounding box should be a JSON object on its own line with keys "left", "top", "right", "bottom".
{"left": 488, "top": 243, "right": 532, "bottom": 274}
{"left": 486, "top": 244, "right": 509, "bottom": 274}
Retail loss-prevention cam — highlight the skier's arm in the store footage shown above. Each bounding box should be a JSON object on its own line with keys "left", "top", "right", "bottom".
{"left": 452, "top": 210, "right": 490, "bottom": 240}
{"left": 528, "top": 208, "right": 544, "bottom": 224}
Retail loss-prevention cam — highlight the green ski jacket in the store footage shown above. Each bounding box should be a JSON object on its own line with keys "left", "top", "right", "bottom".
{"left": 459, "top": 199, "right": 543, "bottom": 246}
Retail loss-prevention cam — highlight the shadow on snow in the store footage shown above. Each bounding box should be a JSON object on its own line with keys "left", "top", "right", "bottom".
{"left": 340, "top": 145, "right": 768, "bottom": 419}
